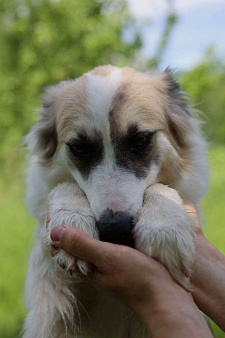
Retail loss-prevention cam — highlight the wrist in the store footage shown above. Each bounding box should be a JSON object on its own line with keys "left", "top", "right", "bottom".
{"left": 129, "top": 273, "right": 213, "bottom": 338}
{"left": 135, "top": 290, "right": 213, "bottom": 338}
{"left": 131, "top": 278, "right": 192, "bottom": 330}
{"left": 147, "top": 307, "right": 213, "bottom": 338}
{"left": 191, "top": 232, "right": 220, "bottom": 294}
{"left": 191, "top": 233, "right": 225, "bottom": 331}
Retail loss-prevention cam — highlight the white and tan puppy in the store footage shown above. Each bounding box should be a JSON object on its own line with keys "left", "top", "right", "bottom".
{"left": 24, "top": 66, "right": 208, "bottom": 337}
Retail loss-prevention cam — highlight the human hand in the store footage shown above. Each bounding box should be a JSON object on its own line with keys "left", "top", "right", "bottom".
{"left": 48, "top": 199, "right": 201, "bottom": 306}
{"left": 50, "top": 217, "right": 213, "bottom": 337}
{"left": 182, "top": 200, "right": 204, "bottom": 237}
{"left": 50, "top": 224, "right": 173, "bottom": 307}
{"left": 183, "top": 201, "right": 225, "bottom": 331}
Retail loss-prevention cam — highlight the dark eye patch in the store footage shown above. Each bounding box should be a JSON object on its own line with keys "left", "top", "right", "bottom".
{"left": 111, "top": 124, "right": 158, "bottom": 178}
{"left": 127, "top": 130, "right": 156, "bottom": 152}
{"left": 67, "top": 140, "right": 90, "bottom": 157}
{"left": 66, "top": 131, "right": 104, "bottom": 179}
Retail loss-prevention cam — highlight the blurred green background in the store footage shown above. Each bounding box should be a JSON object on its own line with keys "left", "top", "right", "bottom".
{"left": 0, "top": 0, "right": 224, "bottom": 337}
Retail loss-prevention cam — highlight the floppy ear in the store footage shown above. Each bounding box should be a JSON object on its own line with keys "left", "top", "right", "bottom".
{"left": 27, "top": 86, "right": 58, "bottom": 161}
{"left": 163, "top": 68, "right": 193, "bottom": 148}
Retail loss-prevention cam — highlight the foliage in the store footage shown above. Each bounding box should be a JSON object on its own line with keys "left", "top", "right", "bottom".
{"left": 149, "top": 13, "right": 177, "bottom": 69}
{"left": 179, "top": 50, "right": 225, "bottom": 144}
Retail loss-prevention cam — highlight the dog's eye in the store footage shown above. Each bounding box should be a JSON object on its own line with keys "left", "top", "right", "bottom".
{"left": 131, "top": 133, "right": 154, "bottom": 150}
{"left": 133, "top": 136, "right": 148, "bottom": 147}
{"left": 67, "top": 143, "right": 89, "bottom": 156}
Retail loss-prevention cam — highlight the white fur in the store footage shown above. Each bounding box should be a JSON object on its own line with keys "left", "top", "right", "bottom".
{"left": 135, "top": 184, "right": 195, "bottom": 289}
{"left": 79, "top": 161, "right": 147, "bottom": 219}
{"left": 24, "top": 66, "right": 208, "bottom": 337}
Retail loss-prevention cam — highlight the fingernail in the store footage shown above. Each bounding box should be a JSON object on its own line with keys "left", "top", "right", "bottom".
{"left": 182, "top": 200, "right": 193, "bottom": 206}
{"left": 50, "top": 225, "right": 66, "bottom": 242}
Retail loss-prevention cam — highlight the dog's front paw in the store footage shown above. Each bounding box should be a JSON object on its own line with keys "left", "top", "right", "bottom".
{"left": 134, "top": 184, "right": 195, "bottom": 289}
{"left": 51, "top": 247, "right": 90, "bottom": 275}
{"left": 46, "top": 182, "right": 97, "bottom": 275}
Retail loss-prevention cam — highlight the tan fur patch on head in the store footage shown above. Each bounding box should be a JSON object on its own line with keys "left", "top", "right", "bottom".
{"left": 55, "top": 75, "right": 91, "bottom": 143}
{"left": 157, "top": 145, "right": 193, "bottom": 186}
{"left": 109, "top": 68, "right": 168, "bottom": 134}
{"left": 91, "top": 65, "right": 115, "bottom": 77}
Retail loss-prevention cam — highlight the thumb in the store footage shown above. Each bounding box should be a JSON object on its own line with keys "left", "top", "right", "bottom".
{"left": 50, "top": 225, "right": 114, "bottom": 271}
{"left": 182, "top": 200, "right": 202, "bottom": 234}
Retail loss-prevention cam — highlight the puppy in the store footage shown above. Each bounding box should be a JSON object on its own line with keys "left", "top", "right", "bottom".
{"left": 23, "top": 65, "right": 208, "bottom": 337}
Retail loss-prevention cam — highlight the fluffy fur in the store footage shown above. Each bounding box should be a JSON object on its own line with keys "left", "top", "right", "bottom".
{"left": 23, "top": 65, "right": 208, "bottom": 337}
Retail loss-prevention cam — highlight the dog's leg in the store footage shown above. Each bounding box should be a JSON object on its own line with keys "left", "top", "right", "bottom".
{"left": 23, "top": 242, "right": 81, "bottom": 338}
{"left": 24, "top": 182, "right": 97, "bottom": 337}
{"left": 47, "top": 182, "right": 98, "bottom": 274}
{"left": 134, "top": 183, "right": 195, "bottom": 289}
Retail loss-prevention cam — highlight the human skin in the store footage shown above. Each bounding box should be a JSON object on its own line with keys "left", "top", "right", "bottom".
{"left": 185, "top": 202, "right": 225, "bottom": 331}
{"left": 50, "top": 202, "right": 224, "bottom": 336}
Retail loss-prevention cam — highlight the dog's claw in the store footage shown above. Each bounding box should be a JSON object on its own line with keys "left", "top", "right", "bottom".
{"left": 66, "top": 259, "right": 77, "bottom": 272}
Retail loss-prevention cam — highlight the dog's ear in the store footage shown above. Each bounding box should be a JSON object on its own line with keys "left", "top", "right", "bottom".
{"left": 162, "top": 68, "right": 193, "bottom": 148}
{"left": 27, "top": 86, "right": 58, "bottom": 161}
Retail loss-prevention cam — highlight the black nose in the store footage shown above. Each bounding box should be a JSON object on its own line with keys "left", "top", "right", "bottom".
{"left": 97, "top": 210, "right": 134, "bottom": 247}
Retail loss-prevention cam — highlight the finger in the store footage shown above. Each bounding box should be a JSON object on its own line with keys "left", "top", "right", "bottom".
{"left": 182, "top": 200, "right": 203, "bottom": 234}
{"left": 50, "top": 225, "right": 115, "bottom": 271}
{"left": 182, "top": 200, "right": 197, "bottom": 216}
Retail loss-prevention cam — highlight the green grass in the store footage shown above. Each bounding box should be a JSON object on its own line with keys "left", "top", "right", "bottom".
{"left": 201, "top": 145, "right": 225, "bottom": 337}
{"left": 202, "top": 145, "right": 225, "bottom": 254}
{"left": 0, "top": 145, "right": 225, "bottom": 337}
{"left": 0, "top": 180, "right": 35, "bottom": 337}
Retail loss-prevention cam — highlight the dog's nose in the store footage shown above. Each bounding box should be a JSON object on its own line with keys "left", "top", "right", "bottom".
{"left": 97, "top": 210, "right": 134, "bottom": 246}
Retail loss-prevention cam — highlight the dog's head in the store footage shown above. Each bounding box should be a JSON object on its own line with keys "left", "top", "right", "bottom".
{"left": 29, "top": 65, "right": 196, "bottom": 244}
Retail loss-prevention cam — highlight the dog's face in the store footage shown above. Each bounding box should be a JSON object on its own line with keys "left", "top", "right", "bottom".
{"left": 30, "top": 66, "right": 193, "bottom": 244}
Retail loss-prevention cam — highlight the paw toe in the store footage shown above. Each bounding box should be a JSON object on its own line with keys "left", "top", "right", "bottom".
{"left": 77, "top": 259, "right": 90, "bottom": 275}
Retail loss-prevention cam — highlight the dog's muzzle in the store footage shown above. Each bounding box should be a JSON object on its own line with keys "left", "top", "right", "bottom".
{"left": 97, "top": 209, "right": 135, "bottom": 247}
